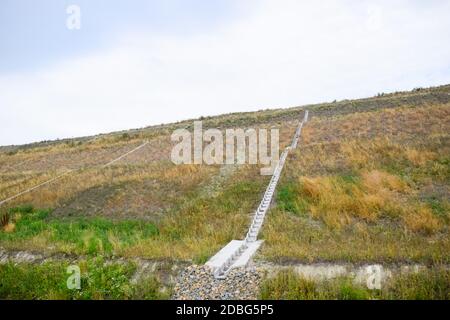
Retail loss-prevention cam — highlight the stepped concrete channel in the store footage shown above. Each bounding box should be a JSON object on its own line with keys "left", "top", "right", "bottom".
{"left": 206, "top": 110, "right": 309, "bottom": 279}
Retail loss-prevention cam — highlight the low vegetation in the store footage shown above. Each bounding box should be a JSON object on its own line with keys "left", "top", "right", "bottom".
{"left": 260, "top": 269, "right": 450, "bottom": 300}
{"left": 0, "top": 258, "right": 171, "bottom": 300}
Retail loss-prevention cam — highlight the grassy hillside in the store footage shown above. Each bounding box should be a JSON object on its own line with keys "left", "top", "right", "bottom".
{"left": 0, "top": 84, "right": 449, "bottom": 299}
{"left": 0, "top": 107, "right": 300, "bottom": 262}
{"left": 261, "top": 101, "right": 449, "bottom": 264}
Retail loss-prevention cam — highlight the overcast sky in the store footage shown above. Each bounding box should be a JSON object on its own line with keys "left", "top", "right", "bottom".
{"left": 1, "top": 0, "right": 450, "bottom": 146}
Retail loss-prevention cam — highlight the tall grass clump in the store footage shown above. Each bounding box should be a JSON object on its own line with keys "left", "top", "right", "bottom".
{"left": 277, "top": 169, "right": 444, "bottom": 233}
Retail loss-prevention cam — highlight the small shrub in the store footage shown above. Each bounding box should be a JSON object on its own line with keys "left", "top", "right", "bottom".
{"left": 1, "top": 211, "right": 9, "bottom": 228}
{"left": 6, "top": 150, "right": 17, "bottom": 156}
{"left": 65, "top": 140, "right": 76, "bottom": 148}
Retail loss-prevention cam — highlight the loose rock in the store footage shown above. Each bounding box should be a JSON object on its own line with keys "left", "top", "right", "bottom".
{"left": 172, "top": 265, "right": 263, "bottom": 300}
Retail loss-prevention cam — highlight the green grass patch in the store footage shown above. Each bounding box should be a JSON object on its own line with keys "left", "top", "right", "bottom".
{"left": 277, "top": 173, "right": 360, "bottom": 216}
{"left": 0, "top": 258, "right": 170, "bottom": 300}
{"left": 0, "top": 206, "right": 159, "bottom": 255}
{"left": 211, "top": 180, "right": 265, "bottom": 213}
{"left": 277, "top": 182, "right": 308, "bottom": 215}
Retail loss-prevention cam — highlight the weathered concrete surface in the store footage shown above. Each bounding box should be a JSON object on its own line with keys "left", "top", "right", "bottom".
{"left": 205, "top": 240, "right": 263, "bottom": 271}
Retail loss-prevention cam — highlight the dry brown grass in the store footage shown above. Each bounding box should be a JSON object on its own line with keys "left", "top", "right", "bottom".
{"left": 402, "top": 205, "right": 442, "bottom": 235}
{"left": 361, "top": 170, "right": 408, "bottom": 193}
{"left": 261, "top": 208, "right": 450, "bottom": 264}
{"left": 3, "top": 222, "right": 16, "bottom": 233}
{"left": 294, "top": 170, "right": 443, "bottom": 233}
{"left": 296, "top": 171, "right": 407, "bottom": 229}
{"left": 262, "top": 101, "right": 449, "bottom": 263}
{"left": 405, "top": 149, "right": 437, "bottom": 166}
{"left": 304, "top": 103, "right": 450, "bottom": 146}
{"left": 0, "top": 160, "right": 219, "bottom": 218}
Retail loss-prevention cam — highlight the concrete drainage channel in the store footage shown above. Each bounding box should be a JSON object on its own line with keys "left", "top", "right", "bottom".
{"left": 206, "top": 110, "right": 309, "bottom": 279}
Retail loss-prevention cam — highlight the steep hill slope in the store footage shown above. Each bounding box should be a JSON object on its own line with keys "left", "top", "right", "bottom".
{"left": 0, "top": 84, "right": 449, "bottom": 299}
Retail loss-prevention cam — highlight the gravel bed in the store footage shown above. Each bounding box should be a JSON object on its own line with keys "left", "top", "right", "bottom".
{"left": 172, "top": 265, "right": 263, "bottom": 300}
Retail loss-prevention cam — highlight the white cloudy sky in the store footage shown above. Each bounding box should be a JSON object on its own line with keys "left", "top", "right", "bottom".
{"left": 1, "top": 0, "right": 450, "bottom": 145}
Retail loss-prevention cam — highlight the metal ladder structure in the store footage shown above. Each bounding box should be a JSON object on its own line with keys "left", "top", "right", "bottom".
{"left": 213, "top": 110, "right": 309, "bottom": 279}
